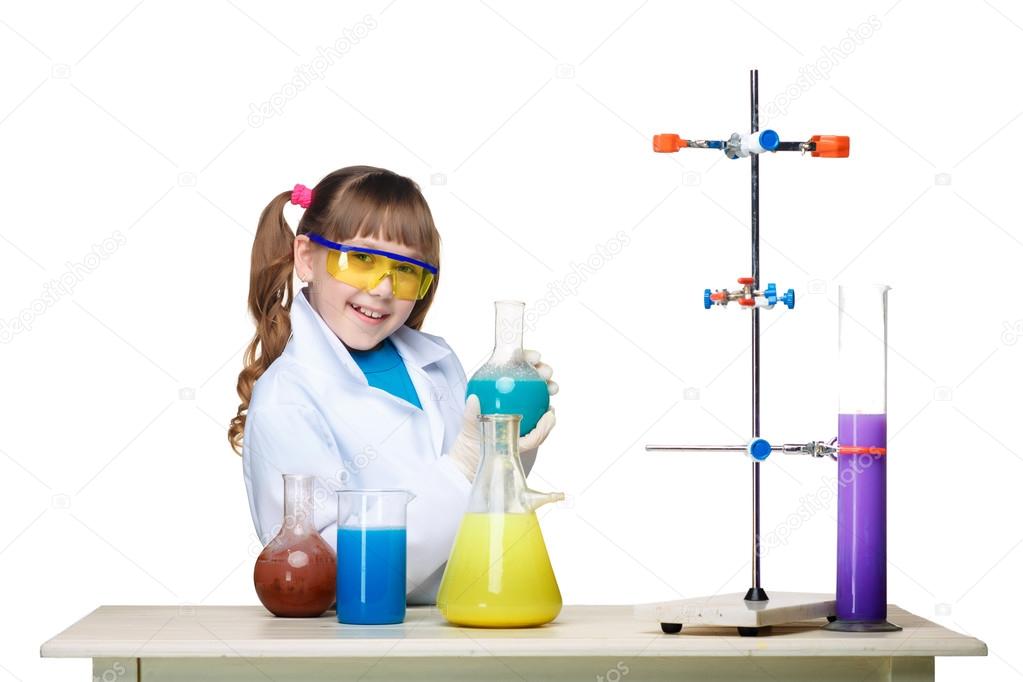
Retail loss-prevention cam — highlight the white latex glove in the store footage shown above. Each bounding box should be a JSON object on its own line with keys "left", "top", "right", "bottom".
{"left": 524, "top": 348, "right": 559, "bottom": 397}
{"left": 519, "top": 348, "right": 557, "bottom": 474}
{"left": 449, "top": 394, "right": 484, "bottom": 481}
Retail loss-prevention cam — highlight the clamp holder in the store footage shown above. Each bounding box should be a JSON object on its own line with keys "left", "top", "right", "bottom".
{"left": 654, "top": 132, "right": 850, "bottom": 158}
{"left": 704, "top": 277, "right": 795, "bottom": 310}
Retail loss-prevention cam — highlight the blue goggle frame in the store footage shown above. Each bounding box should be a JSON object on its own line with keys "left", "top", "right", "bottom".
{"left": 306, "top": 233, "right": 438, "bottom": 274}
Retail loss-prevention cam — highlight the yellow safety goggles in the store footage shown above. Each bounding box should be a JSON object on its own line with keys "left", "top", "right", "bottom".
{"left": 307, "top": 233, "right": 437, "bottom": 301}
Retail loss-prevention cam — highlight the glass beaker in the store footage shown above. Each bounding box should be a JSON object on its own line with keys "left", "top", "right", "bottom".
{"left": 826, "top": 284, "right": 900, "bottom": 632}
{"left": 467, "top": 300, "right": 550, "bottom": 436}
{"left": 336, "top": 489, "right": 416, "bottom": 625}
{"left": 253, "top": 474, "right": 337, "bottom": 618}
{"left": 436, "top": 414, "right": 564, "bottom": 628}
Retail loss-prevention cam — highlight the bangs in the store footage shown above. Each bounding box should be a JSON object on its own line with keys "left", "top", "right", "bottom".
{"left": 317, "top": 172, "right": 439, "bottom": 263}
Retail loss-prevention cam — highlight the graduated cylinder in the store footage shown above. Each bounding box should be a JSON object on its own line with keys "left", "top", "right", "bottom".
{"left": 827, "top": 284, "right": 901, "bottom": 632}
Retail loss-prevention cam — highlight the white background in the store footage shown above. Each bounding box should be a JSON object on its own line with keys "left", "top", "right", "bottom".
{"left": 2, "top": 1, "right": 1020, "bottom": 679}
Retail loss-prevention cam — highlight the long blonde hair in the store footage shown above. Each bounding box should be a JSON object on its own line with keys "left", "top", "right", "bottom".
{"left": 228, "top": 166, "right": 441, "bottom": 454}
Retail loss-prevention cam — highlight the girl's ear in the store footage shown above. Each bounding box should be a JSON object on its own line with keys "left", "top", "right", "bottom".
{"left": 293, "top": 234, "right": 315, "bottom": 282}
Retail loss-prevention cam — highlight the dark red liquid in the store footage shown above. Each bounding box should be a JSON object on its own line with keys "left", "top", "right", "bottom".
{"left": 253, "top": 533, "right": 337, "bottom": 618}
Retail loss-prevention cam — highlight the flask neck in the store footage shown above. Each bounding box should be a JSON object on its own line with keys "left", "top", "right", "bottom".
{"left": 480, "top": 417, "right": 520, "bottom": 462}
{"left": 491, "top": 301, "right": 525, "bottom": 364}
{"left": 472, "top": 415, "right": 565, "bottom": 514}
{"left": 281, "top": 475, "right": 318, "bottom": 536}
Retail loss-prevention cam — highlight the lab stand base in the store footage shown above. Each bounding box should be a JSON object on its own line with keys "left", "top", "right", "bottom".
{"left": 637, "top": 591, "right": 836, "bottom": 637}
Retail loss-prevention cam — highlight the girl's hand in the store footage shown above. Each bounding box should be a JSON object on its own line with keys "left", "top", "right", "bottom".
{"left": 451, "top": 350, "right": 557, "bottom": 481}
{"left": 449, "top": 394, "right": 483, "bottom": 481}
{"left": 520, "top": 349, "right": 557, "bottom": 452}
{"left": 524, "top": 349, "right": 558, "bottom": 396}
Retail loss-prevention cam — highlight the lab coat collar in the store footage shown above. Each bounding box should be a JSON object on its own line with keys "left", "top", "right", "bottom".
{"left": 289, "top": 287, "right": 451, "bottom": 382}
{"left": 389, "top": 324, "right": 451, "bottom": 370}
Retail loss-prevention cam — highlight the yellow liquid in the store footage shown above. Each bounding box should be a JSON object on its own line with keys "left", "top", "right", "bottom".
{"left": 437, "top": 512, "right": 562, "bottom": 627}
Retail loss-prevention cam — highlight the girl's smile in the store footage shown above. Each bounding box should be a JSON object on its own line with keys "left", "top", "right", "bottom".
{"left": 347, "top": 301, "right": 391, "bottom": 324}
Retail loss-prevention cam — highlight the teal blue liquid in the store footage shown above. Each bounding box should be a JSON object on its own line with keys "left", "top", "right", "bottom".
{"left": 336, "top": 527, "right": 407, "bottom": 625}
{"left": 467, "top": 376, "right": 549, "bottom": 436}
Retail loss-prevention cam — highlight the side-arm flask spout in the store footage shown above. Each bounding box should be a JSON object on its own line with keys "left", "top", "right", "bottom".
{"left": 524, "top": 489, "right": 564, "bottom": 512}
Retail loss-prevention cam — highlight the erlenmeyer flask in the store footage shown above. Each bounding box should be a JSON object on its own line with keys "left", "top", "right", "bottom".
{"left": 467, "top": 300, "right": 550, "bottom": 436}
{"left": 436, "top": 413, "right": 563, "bottom": 628}
{"left": 253, "top": 474, "right": 337, "bottom": 618}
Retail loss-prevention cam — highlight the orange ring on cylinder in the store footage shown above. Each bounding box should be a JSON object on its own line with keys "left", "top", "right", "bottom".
{"left": 838, "top": 446, "right": 887, "bottom": 456}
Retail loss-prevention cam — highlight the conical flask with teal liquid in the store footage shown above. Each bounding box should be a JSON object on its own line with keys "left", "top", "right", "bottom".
{"left": 467, "top": 300, "right": 549, "bottom": 436}
{"left": 436, "top": 413, "right": 563, "bottom": 627}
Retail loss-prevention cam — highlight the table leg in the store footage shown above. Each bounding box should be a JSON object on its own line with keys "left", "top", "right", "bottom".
{"left": 891, "top": 656, "right": 935, "bottom": 681}
{"left": 93, "top": 658, "right": 139, "bottom": 682}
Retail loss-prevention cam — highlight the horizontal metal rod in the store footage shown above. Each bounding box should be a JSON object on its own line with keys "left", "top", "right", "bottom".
{"left": 645, "top": 442, "right": 829, "bottom": 454}
{"left": 646, "top": 440, "right": 868, "bottom": 461}
{"left": 646, "top": 444, "right": 750, "bottom": 452}
{"left": 777, "top": 141, "right": 815, "bottom": 152}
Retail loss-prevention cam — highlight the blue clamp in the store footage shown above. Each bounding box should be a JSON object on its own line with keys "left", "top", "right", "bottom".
{"left": 781, "top": 288, "right": 795, "bottom": 309}
{"left": 764, "top": 283, "right": 778, "bottom": 307}
{"left": 759, "top": 129, "right": 780, "bottom": 152}
{"left": 747, "top": 438, "right": 773, "bottom": 462}
{"left": 704, "top": 289, "right": 713, "bottom": 310}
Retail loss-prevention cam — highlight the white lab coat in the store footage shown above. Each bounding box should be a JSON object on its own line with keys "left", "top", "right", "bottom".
{"left": 243, "top": 287, "right": 534, "bottom": 604}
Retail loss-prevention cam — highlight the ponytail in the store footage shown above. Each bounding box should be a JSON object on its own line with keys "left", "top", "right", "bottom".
{"left": 228, "top": 190, "right": 296, "bottom": 455}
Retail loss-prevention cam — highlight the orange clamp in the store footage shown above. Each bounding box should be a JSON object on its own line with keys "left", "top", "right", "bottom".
{"left": 737, "top": 277, "right": 754, "bottom": 285}
{"left": 653, "top": 134, "right": 687, "bottom": 153}
{"left": 811, "top": 135, "right": 850, "bottom": 158}
{"left": 738, "top": 298, "right": 755, "bottom": 307}
{"left": 710, "top": 291, "right": 727, "bottom": 302}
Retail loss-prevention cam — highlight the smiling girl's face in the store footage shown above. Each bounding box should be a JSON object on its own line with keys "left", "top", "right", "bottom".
{"left": 294, "top": 234, "right": 420, "bottom": 351}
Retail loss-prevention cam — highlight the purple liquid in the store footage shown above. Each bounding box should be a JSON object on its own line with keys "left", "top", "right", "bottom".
{"left": 836, "top": 413, "right": 888, "bottom": 622}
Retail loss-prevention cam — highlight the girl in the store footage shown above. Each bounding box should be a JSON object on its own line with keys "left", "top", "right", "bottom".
{"left": 229, "top": 166, "right": 557, "bottom": 604}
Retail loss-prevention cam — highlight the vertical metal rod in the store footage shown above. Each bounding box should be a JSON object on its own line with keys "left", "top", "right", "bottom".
{"left": 749, "top": 68, "right": 766, "bottom": 601}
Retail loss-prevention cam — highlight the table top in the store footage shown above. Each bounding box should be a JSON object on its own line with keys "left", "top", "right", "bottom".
{"left": 40, "top": 604, "right": 987, "bottom": 660}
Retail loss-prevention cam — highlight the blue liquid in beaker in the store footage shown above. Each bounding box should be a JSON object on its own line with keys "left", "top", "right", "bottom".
{"left": 336, "top": 527, "right": 407, "bottom": 625}
{"left": 467, "top": 376, "right": 549, "bottom": 436}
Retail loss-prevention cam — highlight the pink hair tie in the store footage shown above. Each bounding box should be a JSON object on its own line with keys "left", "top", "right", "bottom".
{"left": 290, "top": 183, "right": 314, "bottom": 209}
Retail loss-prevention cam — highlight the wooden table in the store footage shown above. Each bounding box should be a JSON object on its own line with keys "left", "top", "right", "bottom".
{"left": 41, "top": 604, "right": 986, "bottom": 681}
